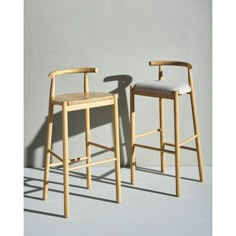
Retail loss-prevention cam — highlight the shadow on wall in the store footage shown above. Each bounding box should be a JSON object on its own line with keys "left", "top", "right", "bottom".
{"left": 25, "top": 75, "right": 132, "bottom": 168}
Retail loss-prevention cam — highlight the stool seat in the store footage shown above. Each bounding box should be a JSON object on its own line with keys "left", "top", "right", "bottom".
{"left": 52, "top": 92, "right": 114, "bottom": 106}
{"left": 134, "top": 80, "right": 191, "bottom": 95}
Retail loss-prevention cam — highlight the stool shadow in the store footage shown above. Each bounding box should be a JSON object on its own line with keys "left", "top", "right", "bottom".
{"left": 25, "top": 75, "right": 132, "bottom": 168}
{"left": 24, "top": 176, "right": 117, "bottom": 204}
{"left": 136, "top": 166, "right": 201, "bottom": 182}
{"left": 104, "top": 75, "right": 132, "bottom": 166}
{"left": 24, "top": 172, "right": 119, "bottom": 218}
{"left": 24, "top": 167, "right": 176, "bottom": 218}
{"left": 24, "top": 209, "right": 65, "bottom": 218}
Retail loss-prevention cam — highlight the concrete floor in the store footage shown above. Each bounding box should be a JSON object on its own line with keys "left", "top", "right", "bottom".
{"left": 24, "top": 166, "right": 211, "bottom": 236}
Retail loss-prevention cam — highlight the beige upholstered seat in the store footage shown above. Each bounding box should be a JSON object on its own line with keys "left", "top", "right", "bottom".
{"left": 134, "top": 80, "right": 191, "bottom": 95}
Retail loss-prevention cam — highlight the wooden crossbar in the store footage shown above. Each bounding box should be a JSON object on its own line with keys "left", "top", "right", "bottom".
{"left": 69, "top": 158, "right": 116, "bottom": 171}
{"left": 135, "top": 129, "right": 160, "bottom": 139}
{"left": 135, "top": 143, "right": 175, "bottom": 154}
{"left": 49, "top": 162, "right": 63, "bottom": 168}
{"left": 88, "top": 141, "right": 114, "bottom": 152}
{"left": 179, "top": 135, "right": 197, "bottom": 146}
{"left": 164, "top": 142, "right": 197, "bottom": 152}
{"left": 49, "top": 156, "right": 88, "bottom": 167}
{"left": 180, "top": 146, "right": 197, "bottom": 152}
{"left": 164, "top": 142, "right": 175, "bottom": 147}
{"left": 67, "top": 99, "right": 114, "bottom": 112}
{"left": 69, "top": 156, "right": 88, "bottom": 163}
{"left": 48, "top": 150, "right": 63, "bottom": 162}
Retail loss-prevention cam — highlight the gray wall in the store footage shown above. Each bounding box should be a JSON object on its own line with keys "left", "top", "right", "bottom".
{"left": 24, "top": 0, "right": 212, "bottom": 168}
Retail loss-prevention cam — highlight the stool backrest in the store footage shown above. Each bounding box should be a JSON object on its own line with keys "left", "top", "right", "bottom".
{"left": 149, "top": 61, "right": 192, "bottom": 69}
{"left": 48, "top": 67, "right": 98, "bottom": 97}
{"left": 149, "top": 61, "right": 193, "bottom": 84}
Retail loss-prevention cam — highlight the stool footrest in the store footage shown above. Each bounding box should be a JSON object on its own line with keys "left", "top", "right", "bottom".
{"left": 69, "top": 157, "right": 116, "bottom": 171}
{"left": 134, "top": 143, "right": 175, "bottom": 154}
{"left": 135, "top": 129, "right": 161, "bottom": 139}
{"left": 49, "top": 155, "right": 88, "bottom": 167}
{"left": 164, "top": 142, "right": 175, "bottom": 147}
{"left": 48, "top": 149, "right": 63, "bottom": 162}
{"left": 88, "top": 141, "right": 114, "bottom": 152}
{"left": 164, "top": 143, "right": 197, "bottom": 152}
{"left": 180, "top": 145, "right": 197, "bottom": 152}
{"left": 179, "top": 135, "right": 197, "bottom": 146}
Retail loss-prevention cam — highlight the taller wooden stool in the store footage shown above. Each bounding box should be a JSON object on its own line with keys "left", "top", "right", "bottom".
{"left": 43, "top": 68, "right": 121, "bottom": 217}
{"left": 130, "top": 61, "right": 204, "bottom": 196}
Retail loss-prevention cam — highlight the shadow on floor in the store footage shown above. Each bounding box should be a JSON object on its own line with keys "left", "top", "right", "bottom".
{"left": 24, "top": 166, "right": 182, "bottom": 218}
{"left": 24, "top": 209, "right": 65, "bottom": 218}
{"left": 136, "top": 166, "right": 201, "bottom": 182}
{"left": 24, "top": 171, "right": 118, "bottom": 218}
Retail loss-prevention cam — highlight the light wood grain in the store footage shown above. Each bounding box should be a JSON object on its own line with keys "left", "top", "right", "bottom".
{"left": 48, "top": 67, "right": 98, "bottom": 79}
{"left": 52, "top": 92, "right": 114, "bottom": 106}
{"left": 113, "top": 94, "right": 121, "bottom": 203}
{"left": 174, "top": 91, "right": 181, "bottom": 197}
{"left": 159, "top": 97, "right": 165, "bottom": 173}
{"left": 85, "top": 108, "right": 91, "bottom": 189}
{"left": 49, "top": 156, "right": 88, "bottom": 168}
{"left": 62, "top": 102, "right": 69, "bottom": 218}
{"left": 88, "top": 141, "right": 114, "bottom": 152}
{"left": 164, "top": 142, "right": 197, "bottom": 152}
{"left": 69, "top": 158, "right": 116, "bottom": 171}
{"left": 130, "top": 86, "right": 136, "bottom": 185}
{"left": 188, "top": 69, "right": 204, "bottom": 182}
{"left": 43, "top": 78, "right": 55, "bottom": 200}
{"left": 67, "top": 98, "right": 114, "bottom": 112}
{"left": 48, "top": 149, "right": 63, "bottom": 162}
{"left": 43, "top": 102, "right": 54, "bottom": 200}
{"left": 134, "top": 143, "right": 175, "bottom": 155}
{"left": 130, "top": 61, "right": 203, "bottom": 198}
{"left": 43, "top": 66, "right": 122, "bottom": 217}
{"left": 149, "top": 61, "right": 192, "bottom": 69}
{"left": 159, "top": 65, "right": 165, "bottom": 172}
{"left": 135, "top": 129, "right": 160, "bottom": 139}
{"left": 50, "top": 77, "right": 55, "bottom": 98}
{"left": 180, "top": 146, "right": 197, "bottom": 152}
{"left": 179, "top": 135, "right": 197, "bottom": 147}
{"left": 84, "top": 73, "right": 89, "bottom": 93}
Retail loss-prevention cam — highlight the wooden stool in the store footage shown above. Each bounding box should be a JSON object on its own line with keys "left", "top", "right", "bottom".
{"left": 130, "top": 61, "right": 204, "bottom": 196}
{"left": 42, "top": 68, "right": 121, "bottom": 217}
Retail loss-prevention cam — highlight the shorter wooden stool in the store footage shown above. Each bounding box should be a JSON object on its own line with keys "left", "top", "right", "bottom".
{"left": 130, "top": 61, "right": 204, "bottom": 196}
{"left": 43, "top": 68, "right": 121, "bottom": 217}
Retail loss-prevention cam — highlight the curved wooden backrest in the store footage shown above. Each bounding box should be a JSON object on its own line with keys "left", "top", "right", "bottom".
{"left": 149, "top": 61, "right": 193, "bottom": 83}
{"left": 149, "top": 61, "right": 192, "bottom": 69}
{"left": 48, "top": 67, "right": 98, "bottom": 96}
{"left": 48, "top": 67, "right": 98, "bottom": 79}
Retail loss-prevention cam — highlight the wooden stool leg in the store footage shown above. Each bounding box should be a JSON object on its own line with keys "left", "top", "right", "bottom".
{"left": 62, "top": 102, "right": 70, "bottom": 218}
{"left": 190, "top": 90, "right": 204, "bottom": 182}
{"left": 113, "top": 94, "right": 121, "bottom": 203}
{"left": 43, "top": 102, "right": 54, "bottom": 200}
{"left": 130, "top": 86, "right": 136, "bottom": 185}
{"left": 85, "top": 108, "right": 91, "bottom": 189}
{"left": 174, "top": 91, "right": 181, "bottom": 197}
{"left": 188, "top": 69, "right": 204, "bottom": 182}
{"left": 159, "top": 98, "right": 165, "bottom": 173}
